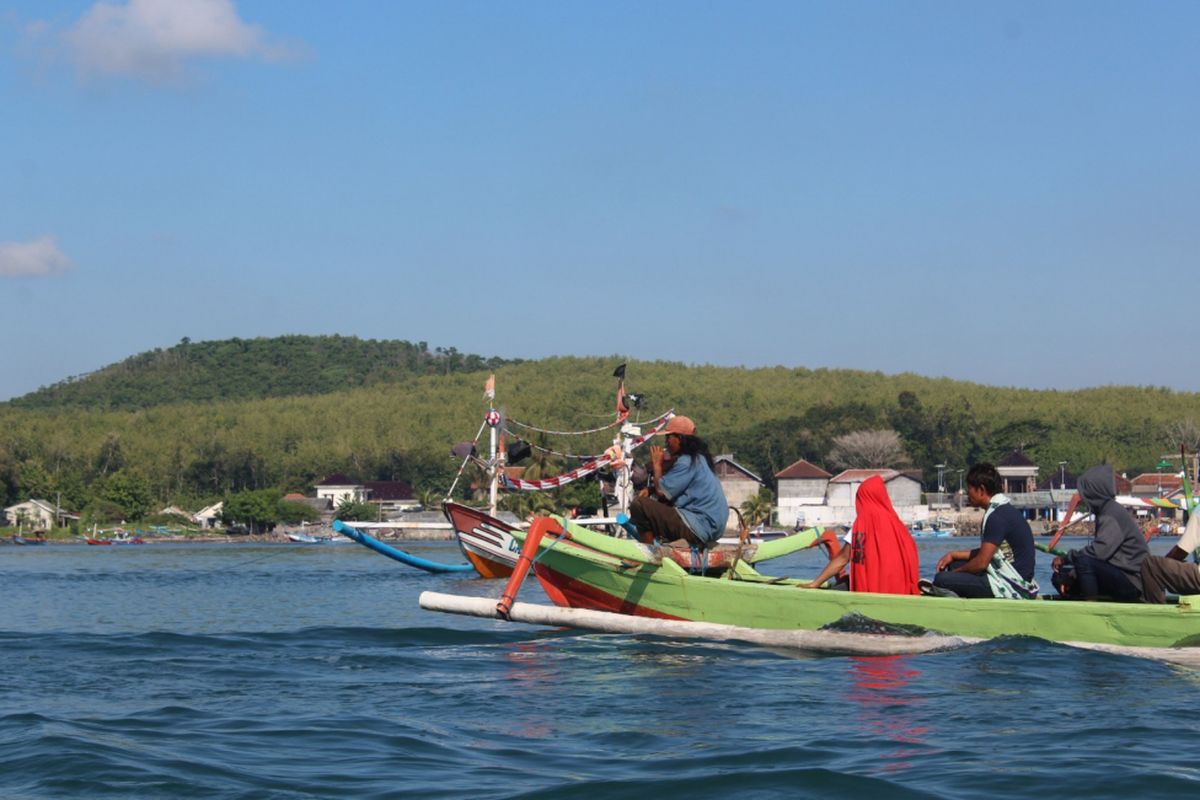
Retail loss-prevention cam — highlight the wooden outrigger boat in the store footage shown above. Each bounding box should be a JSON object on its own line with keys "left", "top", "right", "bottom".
{"left": 443, "top": 501, "right": 521, "bottom": 578}
{"left": 438, "top": 366, "right": 670, "bottom": 578}
{"left": 421, "top": 515, "right": 1200, "bottom": 656}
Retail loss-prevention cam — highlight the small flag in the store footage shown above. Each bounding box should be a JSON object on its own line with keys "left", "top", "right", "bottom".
{"left": 484, "top": 374, "right": 495, "bottom": 400}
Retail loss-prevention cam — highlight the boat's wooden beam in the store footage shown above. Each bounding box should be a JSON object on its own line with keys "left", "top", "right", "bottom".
{"left": 419, "top": 590, "right": 977, "bottom": 656}
{"left": 417, "top": 591, "right": 1200, "bottom": 669}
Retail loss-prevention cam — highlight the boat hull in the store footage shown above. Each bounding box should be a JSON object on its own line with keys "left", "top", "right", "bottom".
{"left": 443, "top": 502, "right": 520, "bottom": 579}
{"left": 515, "top": 517, "right": 1200, "bottom": 650}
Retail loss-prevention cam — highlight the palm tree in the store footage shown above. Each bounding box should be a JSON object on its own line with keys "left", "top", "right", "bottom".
{"left": 740, "top": 491, "right": 774, "bottom": 528}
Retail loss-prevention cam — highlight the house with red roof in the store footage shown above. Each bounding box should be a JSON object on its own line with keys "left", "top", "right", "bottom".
{"left": 774, "top": 458, "right": 832, "bottom": 528}
{"left": 825, "top": 469, "right": 923, "bottom": 509}
{"left": 713, "top": 455, "right": 765, "bottom": 529}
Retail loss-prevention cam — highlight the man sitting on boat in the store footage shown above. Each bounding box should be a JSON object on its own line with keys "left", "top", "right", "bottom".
{"left": 1051, "top": 465, "right": 1148, "bottom": 602}
{"left": 805, "top": 475, "right": 920, "bottom": 594}
{"left": 627, "top": 415, "right": 728, "bottom": 548}
{"left": 1140, "top": 502, "right": 1200, "bottom": 603}
{"left": 927, "top": 463, "right": 1038, "bottom": 599}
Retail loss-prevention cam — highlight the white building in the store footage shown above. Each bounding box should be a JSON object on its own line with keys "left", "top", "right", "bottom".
{"left": 775, "top": 459, "right": 832, "bottom": 528}
{"left": 315, "top": 474, "right": 366, "bottom": 507}
{"left": 776, "top": 465, "right": 928, "bottom": 527}
{"left": 825, "top": 469, "right": 923, "bottom": 509}
{"left": 193, "top": 502, "right": 224, "bottom": 529}
{"left": 4, "top": 499, "right": 66, "bottom": 530}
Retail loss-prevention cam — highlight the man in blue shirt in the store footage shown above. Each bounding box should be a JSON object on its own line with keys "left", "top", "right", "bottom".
{"left": 628, "top": 415, "right": 729, "bottom": 547}
{"left": 928, "top": 462, "right": 1038, "bottom": 598}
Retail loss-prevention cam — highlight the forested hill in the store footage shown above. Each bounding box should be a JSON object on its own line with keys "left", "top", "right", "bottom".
{"left": 7, "top": 336, "right": 520, "bottom": 410}
{"left": 2, "top": 350, "right": 1198, "bottom": 518}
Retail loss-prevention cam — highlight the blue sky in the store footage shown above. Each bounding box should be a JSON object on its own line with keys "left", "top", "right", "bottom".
{"left": 2, "top": 1, "right": 1198, "bottom": 401}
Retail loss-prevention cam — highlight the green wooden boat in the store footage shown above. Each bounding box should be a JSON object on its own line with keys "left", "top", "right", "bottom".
{"left": 493, "top": 515, "right": 1200, "bottom": 650}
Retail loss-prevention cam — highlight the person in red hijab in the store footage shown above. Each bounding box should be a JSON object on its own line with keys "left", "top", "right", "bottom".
{"left": 805, "top": 475, "right": 920, "bottom": 595}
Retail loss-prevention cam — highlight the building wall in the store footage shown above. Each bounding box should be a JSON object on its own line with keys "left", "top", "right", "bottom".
{"left": 4, "top": 501, "right": 54, "bottom": 529}
{"left": 777, "top": 478, "right": 828, "bottom": 503}
{"left": 825, "top": 477, "right": 922, "bottom": 512}
{"left": 719, "top": 479, "right": 761, "bottom": 530}
{"left": 316, "top": 485, "right": 365, "bottom": 505}
{"left": 779, "top": 502, "right": 931, "bottom": 528}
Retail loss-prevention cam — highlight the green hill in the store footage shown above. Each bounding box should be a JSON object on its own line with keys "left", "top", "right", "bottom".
{"left": 1, "top": 340, "right": 1197, "bottom": 525}
{"left": 7, "top": 335, "right": 519, "bottom": 410}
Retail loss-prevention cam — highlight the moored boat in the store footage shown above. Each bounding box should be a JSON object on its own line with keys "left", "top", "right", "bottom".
{"left": 472, "top": 515, "right": 1200, "bottom": 651}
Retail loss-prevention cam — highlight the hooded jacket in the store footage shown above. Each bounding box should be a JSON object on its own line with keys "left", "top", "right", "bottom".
{"left": 1071, "top": 465, "right": 1149, "bottom": 587}
{"left": 848, "top": 476, "right": 920, "bottom": 595}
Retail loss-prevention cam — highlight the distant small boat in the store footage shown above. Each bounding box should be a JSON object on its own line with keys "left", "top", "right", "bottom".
{"left": 12, "top": 535, "right": 47, "bottom": 546}
{"left": 286, "top": 531, "right": 348, "bottom": 544}
{"left": 910, "top": 518, "right": 956, "bottom": 538}
{"left": 85, "top": 534, "right": 145, "bottom": 545}
{"left": 716, "top": 526, "right": 791, "bottom": 546}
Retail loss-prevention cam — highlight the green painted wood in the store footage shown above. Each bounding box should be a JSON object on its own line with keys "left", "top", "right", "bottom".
{"left": 523, "top": 517, "right": 1200, "bottom": 650}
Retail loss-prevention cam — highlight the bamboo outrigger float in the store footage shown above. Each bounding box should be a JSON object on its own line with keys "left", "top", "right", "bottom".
{"left": 419, "top": 515, "right": 1200, "bottom": 664}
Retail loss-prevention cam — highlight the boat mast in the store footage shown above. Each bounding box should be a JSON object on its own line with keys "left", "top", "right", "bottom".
{"left": 485, "top": 373, "right": 502, "bottom": 517}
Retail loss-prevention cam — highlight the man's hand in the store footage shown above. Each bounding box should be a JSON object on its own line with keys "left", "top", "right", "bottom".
{"left": 649, "top": 445, "right": 664, "bottom": 470}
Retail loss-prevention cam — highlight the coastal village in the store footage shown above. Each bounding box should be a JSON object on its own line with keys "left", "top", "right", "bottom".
{"left": 5, "top": 448, "right": 1190, "bottom": 543}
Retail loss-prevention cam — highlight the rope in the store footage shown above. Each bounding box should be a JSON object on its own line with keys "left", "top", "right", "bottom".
{"left": 501, "top": 414, "right": 671, "bottom": 491}
{"left": 502, "top": 431, "right": 612, "bottom": 461}
{"left": 446, "top": 418, "right": 488, "bottom": 500}
{"left": 506, "top": 416, "right": 624, "bottom": 436}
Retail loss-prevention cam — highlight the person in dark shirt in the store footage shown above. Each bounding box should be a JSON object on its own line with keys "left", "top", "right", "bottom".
{"left": 928, "top": 463, "right": 1038, "bottom": 599}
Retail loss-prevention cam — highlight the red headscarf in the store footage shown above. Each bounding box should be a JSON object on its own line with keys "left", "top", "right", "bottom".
{"left": 848, "top": 475, "right": 920, "bottom": 595}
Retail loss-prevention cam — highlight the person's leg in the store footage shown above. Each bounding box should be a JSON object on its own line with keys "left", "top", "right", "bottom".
{"left": 1140, "top": 555, "right": 1200, "bottom": 603}
{"left": 628, "top": 496, "right": 698, "bottom": 545}
{"left": 931, "top": 562, "right": 994, "bottom": 598}
{"left": 1073, "top": 554, "right": 1139, "bottom": 601}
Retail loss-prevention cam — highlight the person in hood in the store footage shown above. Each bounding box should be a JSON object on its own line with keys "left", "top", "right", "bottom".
{"left": 1052, "top": 465, "right": 1148, "bottom": 601}
{"left": 806, "top": 475, "right": 920, "bottom": 595}
{"left": 629, "top": 415, "right": 728, "bottom": 548}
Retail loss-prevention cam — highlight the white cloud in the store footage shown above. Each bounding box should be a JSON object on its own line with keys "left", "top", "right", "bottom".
{"left": 60, "top": 0, "right": 295, "bottom": 82}
{"left": 0, "top": 236, "right": 72, "bottom": 277}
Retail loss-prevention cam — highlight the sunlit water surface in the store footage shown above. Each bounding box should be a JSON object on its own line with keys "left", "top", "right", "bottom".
{"left": 2, "top": 537, "right": 1198, "bottom": 799}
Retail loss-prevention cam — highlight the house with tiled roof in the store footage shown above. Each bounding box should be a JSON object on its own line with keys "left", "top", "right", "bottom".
{"left": 825, "top": 469, "right": 922, "bottom": 509}
{"left": 997, "top": 450, "right": 1039, "bottom": 495}
{"left": 713, "top": 455, "right": 765, "bottom": 529}
{"left": 315, "top": 474, "right": 365, "bottom": 506}
{"left": 775, "top": 459, "right": 832, "bottom": 527}
{"left": 773, "top": 461, "right": 928, "bottom": 527}
{"left": 364, "top": 480, "right": 419, "bottom": 514}
{"left": 1129, "top": 473, "right": 1183, "bottom": 498}
{"left": 3, "top": 498, "right": 71, "bottom": 530}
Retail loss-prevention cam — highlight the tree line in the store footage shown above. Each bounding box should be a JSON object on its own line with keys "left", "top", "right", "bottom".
{"left": 2, "top": 340, "right": 1198, "bottom": 527}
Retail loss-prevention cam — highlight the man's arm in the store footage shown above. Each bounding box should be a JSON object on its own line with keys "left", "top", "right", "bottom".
{"left": 953, "top": 541, "right": 998, "bottom": 574}
{"left": 806, "top": 547, "right": 850, "bottom": 588}
{"left": 936, "top": 549, "right": 973, "bottom": 571}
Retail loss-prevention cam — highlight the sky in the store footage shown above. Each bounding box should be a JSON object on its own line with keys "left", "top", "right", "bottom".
{"left": 2, "top": 1, "right": 1199, "bottom": 402}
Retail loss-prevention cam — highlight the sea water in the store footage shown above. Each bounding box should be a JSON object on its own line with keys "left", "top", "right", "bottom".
{"left": 2, "top": 537, "right": 1198, "bottom": 799}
